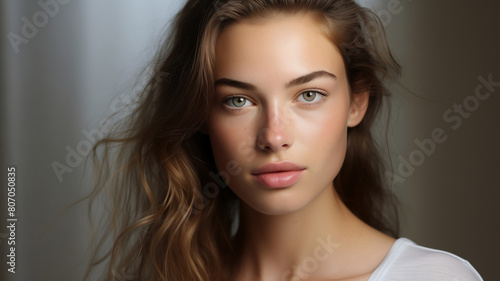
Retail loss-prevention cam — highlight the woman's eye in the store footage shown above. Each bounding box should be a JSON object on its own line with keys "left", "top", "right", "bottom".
{"left": 297, "top": 91, "right": 325, "bottom": 103}
{"left": 224, "top": 96, "right": 252, "bottom": 108}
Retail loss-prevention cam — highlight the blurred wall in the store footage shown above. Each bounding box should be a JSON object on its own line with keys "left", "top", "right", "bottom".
{"left": 1, "top": 1, "right": 184, "bottom": 280}
{"left": 1, "top": 0, "right": 498, "bottom": 280}
{"left": 363, "top": 1, "right": 499, "bottom": 280}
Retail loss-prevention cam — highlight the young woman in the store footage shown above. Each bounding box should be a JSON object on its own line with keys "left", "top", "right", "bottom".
{"left": 86, "top": 0, "right": 483, "bottom": 280}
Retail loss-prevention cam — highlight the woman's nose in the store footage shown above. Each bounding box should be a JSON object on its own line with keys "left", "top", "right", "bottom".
{"left": 256, "top": 106, "right": 294, "bottom": 152}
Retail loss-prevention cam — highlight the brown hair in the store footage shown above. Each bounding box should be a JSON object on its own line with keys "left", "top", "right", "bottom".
{"left": 85, "top": 0, "right": 400, "bottom": 280}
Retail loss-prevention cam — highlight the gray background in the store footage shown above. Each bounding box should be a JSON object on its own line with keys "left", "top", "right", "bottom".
{"left": 1, "top": 0, "right": 499, "bottom": 280}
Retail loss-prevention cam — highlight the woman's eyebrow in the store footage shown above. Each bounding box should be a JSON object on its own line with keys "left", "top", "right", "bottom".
{"left": 214, "top": 70, "right": 336, "bottom": 90}
{"left": 214, "top": 78, "right": 256, "bottom": 90}
{"left": 285, "top": 70, "right": 336, "bottom": 88}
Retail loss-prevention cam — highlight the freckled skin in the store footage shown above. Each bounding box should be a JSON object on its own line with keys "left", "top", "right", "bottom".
{"left": 208, "top": 14, "right": 366, "bottom": 215}
{"left": 206, "top": 13, "right": 394, "bottom": 281}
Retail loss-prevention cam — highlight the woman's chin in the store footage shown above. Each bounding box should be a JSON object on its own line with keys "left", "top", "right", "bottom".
{"left": 238, "top": 189, "right": 314, "bottom": 216}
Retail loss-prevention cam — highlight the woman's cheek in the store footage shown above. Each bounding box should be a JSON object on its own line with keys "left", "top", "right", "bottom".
{"left": 296, "top": 106, "right": 348, "bottom": 141}
{"left": 210, "top": 114, "right": 253, "bottom": 167}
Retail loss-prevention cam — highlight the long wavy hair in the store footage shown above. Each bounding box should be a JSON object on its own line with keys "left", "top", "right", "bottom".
{"left": 84, "top": 0, "right": 401, "bottom": 280}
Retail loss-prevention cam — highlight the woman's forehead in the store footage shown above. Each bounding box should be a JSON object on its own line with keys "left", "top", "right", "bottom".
{"left": 214, "top": 13, "right": 345, "bottom": 84}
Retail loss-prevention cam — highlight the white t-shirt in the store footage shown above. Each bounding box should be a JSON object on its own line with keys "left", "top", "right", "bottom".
{"left": 368, "top": 238, "right": 483, "bottom": 281}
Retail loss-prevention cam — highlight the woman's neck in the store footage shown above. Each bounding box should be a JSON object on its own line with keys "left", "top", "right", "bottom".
{"left": 231, "top": 183, "right": 391, "bottom": 281}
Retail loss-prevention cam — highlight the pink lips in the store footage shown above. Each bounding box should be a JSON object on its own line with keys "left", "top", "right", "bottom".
{"left": 251, "top": 161, "right": 306, "bottom": 188}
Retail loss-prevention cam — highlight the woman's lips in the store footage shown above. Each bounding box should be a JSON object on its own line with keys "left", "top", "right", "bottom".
{"left": 253, "top": 170, "right": 305, "bottom": 188}
{"left": 251, "top": 161, "right": 306, "bottom": 188}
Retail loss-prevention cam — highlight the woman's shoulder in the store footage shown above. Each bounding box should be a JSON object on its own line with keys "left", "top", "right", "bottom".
{"left": 369, "top": 237, "right": 483, "bottom": 281}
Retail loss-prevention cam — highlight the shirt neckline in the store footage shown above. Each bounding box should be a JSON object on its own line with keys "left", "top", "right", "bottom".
{"left": 367, "top": 237, "right": 414, "bottom": 281}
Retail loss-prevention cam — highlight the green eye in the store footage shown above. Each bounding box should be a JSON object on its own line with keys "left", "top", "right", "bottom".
{"left": 298, "top": 91, "right": 325, "bottom": 103}
{"left": 232, "top": 97, "right": 246, "bottom": 107}
{"left": 225, "top": 96, "right": 252, "bottom": 108}
{"left": 301, "top": 91, "right": 317, "bottom": 101}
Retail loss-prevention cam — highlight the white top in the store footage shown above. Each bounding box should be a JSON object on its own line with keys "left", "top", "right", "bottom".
{"left": 368, "top": 238, "right": 483, "bottom": 281}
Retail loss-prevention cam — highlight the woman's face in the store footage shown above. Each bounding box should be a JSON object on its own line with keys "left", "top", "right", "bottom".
{"left": 207, "top": 13, "right": 368, "bottom": 215}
